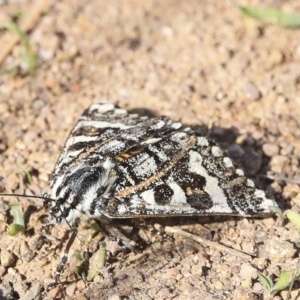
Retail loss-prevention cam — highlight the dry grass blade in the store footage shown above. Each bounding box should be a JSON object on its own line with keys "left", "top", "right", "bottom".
{"left": 0, "top": 0, "right": 53, "bottom": 66}
{"left": 165, "top": 226, "right": 252, "bottom": 260}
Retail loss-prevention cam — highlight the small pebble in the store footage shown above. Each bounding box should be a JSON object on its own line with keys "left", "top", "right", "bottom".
{"left": 108, "top": 295, "right": 122, "bottom": 300}
{"left": 270, "top": 155, "right": 289, "bottom": 173}
{"left": 239, "top": 263, "right": 257, "bottom": 280}
{"left": 0, "top": 265, "right": 6, "bottom": 277}
{"left": 265, "top": 238, "right": 296, "bottom": 263}
{"left": 47, "top": 286, "right": 64, "bottom": 298}
{"left": 20, "top": 240, "right": 35, "bottom": 262}
{"left": 262, "top": 143, "right": 279, "bottom": 156}
{"left": 233, "top": 288, "right": 256, "bottom": 300}
{"left": 0, "top": 249, "right": 16, "bottom": 267}
{"left": 66, "top": 282, "right": 77, "bottom": 297}
{"left": 76, "top": 279, "right": 86, "bottom": 291}
{"left": 212, "top": 280, "right": 224, "bottom": 290}
{"left": 76, "top": 296, "right": 88, "bottom": 300}
{"left": 241, "top": 81, "right": 261, "bottom": 101}
{"left": 20, "top": 282, "right": 43, "bottom": 300}
{"left": 252, "top": 282, "right": 263, "bottom": 293}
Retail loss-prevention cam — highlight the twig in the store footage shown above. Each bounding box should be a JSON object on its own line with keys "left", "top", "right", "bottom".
{"left": 260, "top": 174, "right": 300, "bottom": 184}
{"left": 0, "top": 0, "right": 53, "bottom": 65}
{"left": 287, "top": 259, "right": 300, "bottom": 300}
{"left": 165, "top": 226, "right": 252, "bottom": 261}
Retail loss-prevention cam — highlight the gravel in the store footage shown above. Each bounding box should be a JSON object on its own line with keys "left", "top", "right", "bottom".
{"left": 1, "top": 0, "right": 300, "bottom": 299}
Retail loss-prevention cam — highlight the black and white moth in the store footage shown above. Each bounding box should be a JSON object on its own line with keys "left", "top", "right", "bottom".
{"left": 46, "top": 101, "right": 276, "bottom": 226}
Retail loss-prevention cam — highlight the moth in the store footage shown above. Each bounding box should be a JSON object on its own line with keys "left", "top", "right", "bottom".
{"left": 45, "top": 101, "right": 276, "bottom": 226}
{"left": 1, "top": 101, "right": 277, "bottom": 290}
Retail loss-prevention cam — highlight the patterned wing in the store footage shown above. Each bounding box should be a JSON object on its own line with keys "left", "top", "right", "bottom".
{"left": 51, "top": 102, "right": 181, "bottom": 190}
{"left": 99, "top": 132, "right": 275, "bottom": 218}
{"left": 49, "top": 102, "right": 276, "bottom": 224}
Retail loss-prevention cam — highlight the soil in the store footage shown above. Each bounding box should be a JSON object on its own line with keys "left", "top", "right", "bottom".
{"left": 1, "top": 0, "right": 300, "bottom": 299}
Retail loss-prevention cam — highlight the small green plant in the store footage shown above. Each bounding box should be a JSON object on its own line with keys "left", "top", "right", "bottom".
{"left": 75, "top": 242, "right": 107, "bottom": 281}
{"left": 75, "top": 251, "right": 90, "bottom": 279}
{"left": 258, "top": 209, "right": 300, "bottom": 298}
{"left": 258, "top": 271, "right": 294, "bottom": 298}
{"left": 239, "top": 6, "right": 300, "bottom": 29}
{"left": 75, "top": 222, "right": 106, "bottom": 282}
{"left": 285, "top": 210, "right": 300, "bottom": 228}
{"left": 18, "top": 164, "right": 33, "bottom": 185}
{"left": 0, "top": 68, "right": 18, "bottom": 75}
{"left": 8, "top": 202, "right": 25, "bottom": 235}
{"left": 86, "top": 241, "right": 107, "bottom": 281}
{"left": 2, "top": 21, "right": 37, "bottom": 76}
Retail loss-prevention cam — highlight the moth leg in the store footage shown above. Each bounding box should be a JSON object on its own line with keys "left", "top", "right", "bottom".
{"left": 94, "top": 219, "right": 135, "bottom": 251}
{"left": 136, "top": 218, "right": 174, "bottom": 245}
{"left": 47, "top": 228, "right": 77, "bottom": 290}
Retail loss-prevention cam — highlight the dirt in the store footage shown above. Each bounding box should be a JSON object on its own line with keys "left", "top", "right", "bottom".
{"left": 0, "top": 0, "right": 300, "bottom": 299}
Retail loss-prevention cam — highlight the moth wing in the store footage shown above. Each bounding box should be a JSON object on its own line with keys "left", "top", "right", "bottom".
{"left": 51, "top": 102, "right": 181, "bottom": 185}
{"left": 99, "top": 132, "right": 276, "bottom": 218}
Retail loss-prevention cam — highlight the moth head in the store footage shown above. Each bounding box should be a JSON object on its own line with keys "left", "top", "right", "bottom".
{"left": 49, "top": 158, "right": 116, "bottom": 225}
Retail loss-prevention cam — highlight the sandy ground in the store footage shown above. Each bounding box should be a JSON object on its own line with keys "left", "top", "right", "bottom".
{"left": 1, "top": 0, "right": 300, "bottom": 299}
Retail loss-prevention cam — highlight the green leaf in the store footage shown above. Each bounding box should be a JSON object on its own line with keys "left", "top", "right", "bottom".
{"left": 74, "top": 249, "right": 83, "bottom": 261}
{"left": 87, "top": 241, "right": 106, "bottom": 281}
{"left": 258, "top": 272, "right": 273, "bottom": 293}
{"left": 271, "top": 270, "right": 293, "bottom": 296}
{"left": 239, "top": 6, "right": 300, "bottom": 28}
{"left": 76, "top": 266, "right": 83, "bottom": 277}
{"left": 8, "top": 223, "right": 25, "bottom": 235}
{"left": 91, "top": 223, "right": 101, "bottom": 234}
{"left": 18, "top": 164, "right": 33, "bottom": 185}
{"left": 4, "top": 21, "right": 37, "bottom": 75}
{"left": 8, "top": 203, "right": 25, "bottom": 236}
{"left": 9, "top": 203, "right": 25, "bottom": 227}
{"left": 10, "top": 11, "right": 24, "bottom": 18}
{"left": 97, "top": 241, "right": 107, "bottom": 269}
{"left": 0, "top": 68, "right": 18, "bottom": 76}
{"left": 269, "top": 205, "right": 282, "bottom": 214}
{"left": 286, "top": 210, "right": 300, "bottom": 229}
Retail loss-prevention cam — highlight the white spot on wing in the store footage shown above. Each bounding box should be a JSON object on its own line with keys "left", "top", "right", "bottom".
{"left": 102, "top": 157, "right": 114, "bottom": 170}
{"left": 211, "top": 146, "right": 222, "bottom": 157}
{"left": 223, "top": 157, "right": 233, "bottom": 168}
{"left": 188, "top": 151, "right": 234, "bottom": 213}
{"left": 142, "top": 137, "right": 162, "bottom": 145}
{"left": 99, "top": 139, "right": 125, "bottom": 153}
{"left": 134, "top": 156, "right": 157, "bottom": 178}
{"left": 254, "top": 189, "right": 275, "bottom": 212}
{"left": 65, "top": 135, "right": 99, "bottom": 148}
{"left": 254, "top": 189, "right": 265, "bottom": 198}
{"left": 169, "top": 182, "right": 187, "bottom": 204}
{"left": 89, "top": 102, "right": 115, "bottom": 113}
{"left": 236, "top": 168, "right": 244, "bottom": 176}
{"left": 171, "top": 122, "right": 182, "bottom": 130}
{"left": 246, "top": 179, "right": 255, "bottom": 187}
{"left": 117, "top": 204, "right": 128, "bottom": 214}
{"left": 171, "top": 132, "right": 187, "bottom": 142}
{"left": 150, "top": 120, "right": 165, "bottom": 130}
{"left": 197, "top": 137, "right": 209, "bottom": 146}
{"left": 114, "top": 108, "right": 127, "bottom": 115}
{"left": 140, "top": 189, "right": 156, "bottom": 205}
{"left": 73, "top": 121, "right": 133, "bottom": 132}
{"left": 148, "top": 145, "right": 168, "bottom": 162}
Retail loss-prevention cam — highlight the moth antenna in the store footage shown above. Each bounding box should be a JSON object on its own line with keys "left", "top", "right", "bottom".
{"left": 0, "top": 193, "right": 76, "bottom": 230}
{"left": 0, "top": 193, "right": 56, "bottom": 203}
